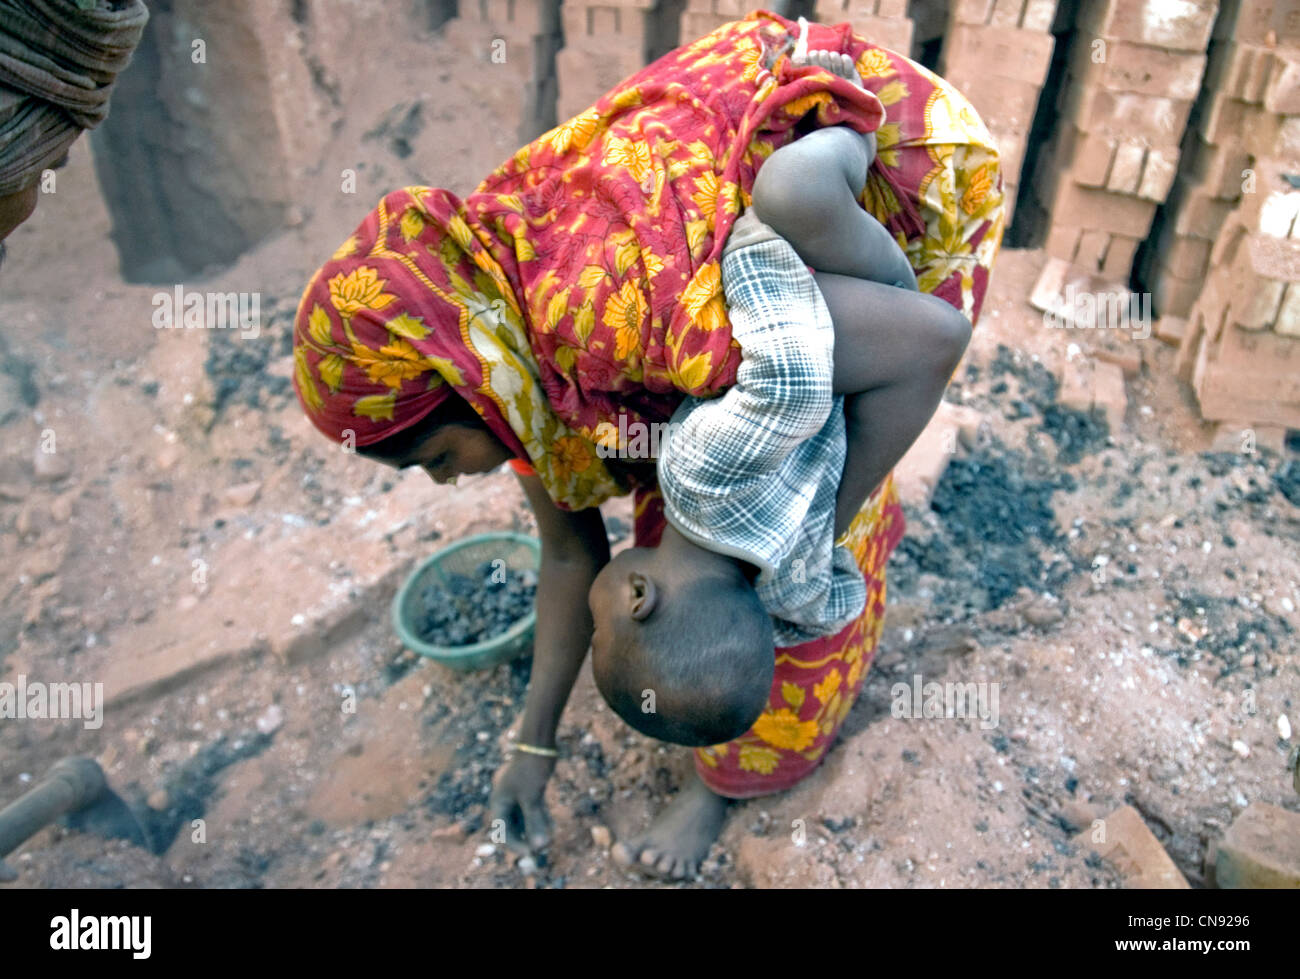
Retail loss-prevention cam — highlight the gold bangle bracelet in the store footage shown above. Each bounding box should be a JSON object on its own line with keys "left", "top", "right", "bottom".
{"left": 514, "top": 742, "right": 559, "bottom": 758}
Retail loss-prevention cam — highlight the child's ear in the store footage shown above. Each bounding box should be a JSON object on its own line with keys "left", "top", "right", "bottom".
{"left": 628, "top": 572, "right": 658, "bottom": 621}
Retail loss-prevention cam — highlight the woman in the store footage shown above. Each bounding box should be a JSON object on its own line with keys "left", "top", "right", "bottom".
{"left": 293, "top": 10, "right": 1003, "bottom": 878}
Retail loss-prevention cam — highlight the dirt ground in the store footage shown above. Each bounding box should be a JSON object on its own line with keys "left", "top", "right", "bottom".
{"left": 1, "top": 24, "right": 1297, "bottom": 890}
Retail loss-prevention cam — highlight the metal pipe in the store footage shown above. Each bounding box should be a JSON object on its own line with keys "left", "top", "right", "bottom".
{"left": 0, "top": 756, "right": 106, "bottom": 859}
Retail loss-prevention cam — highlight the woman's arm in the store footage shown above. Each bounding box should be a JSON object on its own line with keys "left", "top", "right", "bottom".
{"left": 489, "top": 469, "right": 609, "bottom": 854}
{"left": 514, "top": 470, "right": 610, "bottom": 746}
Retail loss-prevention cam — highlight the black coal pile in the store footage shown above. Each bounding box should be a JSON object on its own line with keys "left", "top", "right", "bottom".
{"left": 203, "top": 296, "right": 295, "bottom": 418}
{"left": 417, "top": 562, "right": 538, "bottom": 646}
{"left": 423, "top": 658, "right": 532, "bottom": 823}
{"left": 894, "top": 442, "right": 1077, "bottom": 613}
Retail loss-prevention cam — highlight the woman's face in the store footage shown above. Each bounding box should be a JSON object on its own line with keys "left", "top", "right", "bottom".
{"left": 368, "top": 422, "right": 513, "bottom": 484}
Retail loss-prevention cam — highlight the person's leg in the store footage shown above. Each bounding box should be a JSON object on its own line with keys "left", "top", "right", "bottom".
{"left": 610, "top": 486, "right": 731, "bottom": 881}
{"left": 752, "top": 127, "right": 914, "bottom": 288}
{"left": 751, "top": 126, "right": 971, "bottom": 534}
{"left": 610, "top": 770, "right": 730, "bottom": 879}
{"left": 814, "top": 272, "right": 969, "bottom": 535}
{"left": 749, "top": 37, "right": 974, "bottom": 528}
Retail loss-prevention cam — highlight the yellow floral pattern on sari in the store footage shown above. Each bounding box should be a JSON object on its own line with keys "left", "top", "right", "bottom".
{"left": 293, "top": 9, "right": 1002, "bottom": 526}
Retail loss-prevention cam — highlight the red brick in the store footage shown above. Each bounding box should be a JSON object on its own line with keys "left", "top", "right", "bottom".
{"left": 818, "top": 0, "right": 910, "bottom": 17}
{"left": 1230, "top": 276, "right": 1287, "bottom": 329}
{"left": 1106, "top": 141, "right": 1145, "bottom": 194}
{"left": 561, "top": 4, "right": 654, "bottom": 50}
{"left": 947, "top": 71, "right": 1045, "bottom": 132}
{"left": 555, "top": 38, "right": 642, "bottom": 120}
{"left": 1202, "top": 41, "right": 1274, "bottom": 104}
{"left": 1210, "top": 213, "right": 1249, "bottom": 265}
{"left": 1050, "top": 182, "right": 1157, "bottom": 238}
{"left": 1211, "top": 322, "right": 1300, "bottom": 379}
{"left": 1184, "top": 138, "right": 1252, "bottom": 201}
{"left": 1198, "top": 95, "right": 1253, "bottom": 145}
{"left": 944, "top": 23, "right": 1055, "bottom": 86}
{"left": 1248, "top": 113, "right": 1300, "bottom": 168}
{"left": 1245, "top": 232, "right": 1300, "bottom": 283}
{"left": 1154, "top": 271, "right": 1203, "bottom": 318}
{"left": 989, "top": 0, "right": 1022, "bottom": 28}
{"left": 1276, "top": 282, "right": 1300, "bottom": 336}
{"left": 817, "top": 0, "right": 909, "bottom": 19}
{"left": 1171, "top": 186, "right": 1234, "bottom": 239}
{"left": 1175, "top": 306, "right": 1205, "bottom": 380}
{"left": 1196, "top": 378, "right": 1300, "bottom": 427}
{"left": 1194, "top": 327, "right": 1300, "bottom": 424}
{"left": 1068, "top": 38, "right": 1207, "bottom": 100}
{"left": 1226, "top": 0, "right": 1300, "bottom": 47}
{"left": 1045, "top": 223, "right": 1082, "bottom": 262}
{"left": 843, "top": 14, "right": 915, "bottom": 52}
{"left": 1066, "top": 126, "right": 1116, "bottom": 187}
{"left": 1056, "top": 359, "right": 1095, "bottom": 413}
{"left": 1191, "top": 268, "right": 1231, "bottom": 342}
{"left": 1022, "top": 0, "right": 1057, "bottom": 32}
{"left": 1074, "top": 805, "right": 1188, "bottom": 886}
{"left": 949, "top": 0, "right": 996, "bottom": 23}
{"left": 478, "top": 0, "right": 561, "bottom": 36}
{"left": 1076, "top": 228, "right": 1110, "bottom": 270}
{"left": 1060, "top": 82, "right": 1193, "bottom": 144}
{"left": 1264, "top": 52, "right": 1300, "bottom": 114}
{"left": 1095, "top": 345, "right": 1142, "bottom": 377}
{"left": 680, "top": 10, "right": 731, "bottom": 39}
{"left": 1137, "top": 146, "right": 1177, "bottom": 202}
{"left": 1078, "top": 0, "right": 1217, "bottom": 53}
{"left": 988, "top": 127, "right": 1028, "bottom": 178}
{"left": 1160, "top": 232, "right": 1212, "bottom": 280}
{"left": 1102, "top": 234, "right": 1140, "bottom": 281}
{"left": 1155, "top": 315, "right": 1188, "bottom": 345}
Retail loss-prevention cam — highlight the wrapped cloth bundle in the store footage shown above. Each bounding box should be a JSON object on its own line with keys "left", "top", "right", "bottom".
{"left": 0, "top": 0, "right": 148, "bottom": 195}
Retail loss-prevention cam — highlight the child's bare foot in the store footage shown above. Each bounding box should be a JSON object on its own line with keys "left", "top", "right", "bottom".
{"left": 790, "top": 18, "right": 876, "bottom": 163}
{"left": 791, "top": 17, "right": 865, "bottom": 91}
{"left": 610, "top": 772, "right": 729, "bottom": 880}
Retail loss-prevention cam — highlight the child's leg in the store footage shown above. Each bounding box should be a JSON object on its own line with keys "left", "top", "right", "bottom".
{"left": 750, "top": 127, "right": 972, "bottom": 535}
{"left": 815, "top": 271, "right": 970, "bottom": 535}
{"left": 752, "top": 127, "right": 915, "bottom": 289}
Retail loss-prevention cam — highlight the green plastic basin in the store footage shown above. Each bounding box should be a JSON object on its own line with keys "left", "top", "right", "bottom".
{"left": 392, "top": 531, "right": 541, "bottom": 671}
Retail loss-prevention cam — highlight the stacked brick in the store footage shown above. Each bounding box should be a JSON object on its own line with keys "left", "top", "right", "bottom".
{"left": 814, "top": 0, "right": 915, "bottom": 54}
{"left": 1033, "top": 0, "right": 1217, "bottom": 284}
{"left": 556, "top": 0, "right": 663, "bottom": 121}
{"left": 443, "top": 0, "right": 563, "bottom": 143}
{"left": 680, "top": 0, "right": 747, "bottom": 41}
{"left": 1176, "top": 159, "right": 1300, "bottom": 428}
{"left": 939, "top": 0, "right": 1059, "bottom": 227}
{"left": 1145, "top": 0, "right": 1300, "bottom": 317}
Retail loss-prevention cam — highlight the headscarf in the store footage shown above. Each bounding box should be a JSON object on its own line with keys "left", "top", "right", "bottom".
{"left": 0, "top": 0, "right": 149, "bottom": 195}
{"left": 293, "top": 11, "right": 892, "bottom": 509}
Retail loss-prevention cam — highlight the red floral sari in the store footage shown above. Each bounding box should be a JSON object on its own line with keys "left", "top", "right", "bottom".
{"left": 293, "top": 10, "right": 1004, "bottom": 796}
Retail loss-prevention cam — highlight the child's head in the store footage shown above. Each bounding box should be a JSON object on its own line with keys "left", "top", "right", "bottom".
{"left": 588, "top": 545, "right": 774, "bottom": 747}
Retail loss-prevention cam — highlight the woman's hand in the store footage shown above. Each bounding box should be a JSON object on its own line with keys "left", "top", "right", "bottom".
{"left": 488, "top": 751, "right": 558, "bottom": 855}
{"left": 489, "top": 470, "right": 609, "bottom": 855}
